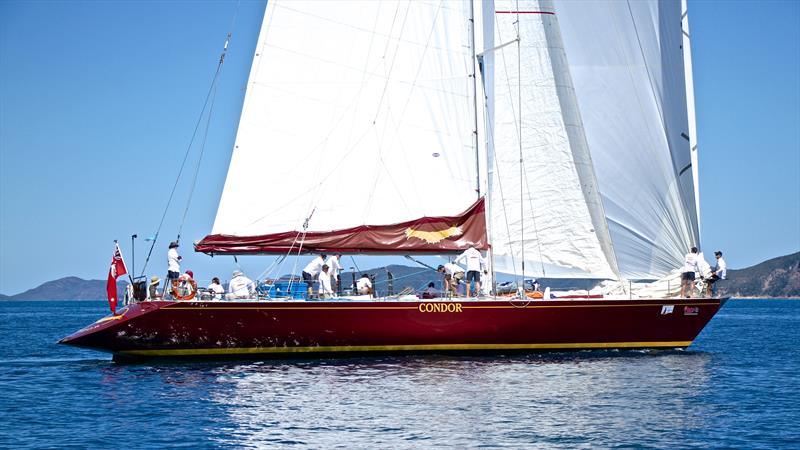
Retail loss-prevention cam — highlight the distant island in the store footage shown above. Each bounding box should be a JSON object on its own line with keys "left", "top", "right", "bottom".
{"left": 1, "top": 252, "right": 798, "bottom": 300}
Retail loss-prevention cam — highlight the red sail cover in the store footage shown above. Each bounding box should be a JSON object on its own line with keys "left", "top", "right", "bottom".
{"left": 196, "top": 198, "right": 488, "bottom": 255}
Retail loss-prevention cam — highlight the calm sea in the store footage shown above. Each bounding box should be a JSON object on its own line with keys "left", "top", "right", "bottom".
{"left": 1, "top": 299, "right": 798, "bottom": 449}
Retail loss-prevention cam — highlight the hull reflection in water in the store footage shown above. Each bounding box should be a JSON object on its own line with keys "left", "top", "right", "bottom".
{"left": 59, "top": 298, "right": 725, "bottom": 361}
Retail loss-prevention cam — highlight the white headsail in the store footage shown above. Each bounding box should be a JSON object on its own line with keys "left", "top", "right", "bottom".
{"left": 555, "top": 0, "right": 700, "bottom": 279}
{"left": 488, "top": 0, "right": 618, "bottom": 279}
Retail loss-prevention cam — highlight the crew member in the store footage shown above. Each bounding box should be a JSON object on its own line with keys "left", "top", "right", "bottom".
{"left": 437, "top": 262, "right": 465, "bottom": 296}
{"left": 302, "top": 254, "right": 327, "bottom": 298}
{"left": 706, "top": 251, "right": 727, "bottom": 297}
{"left": 680, "top": 247, "right": 700, "bottom": 298}
{"left": 454, "top": 246, "right": 486, "bottom": 297}
{"left": 227, "top": 270, "right": 256, "bottom": 299}
{"left": 356, "top": 274, "right": 373, "bottom": 296}
{"left": 318, "top": 264, "right": 334, "bottom": 299}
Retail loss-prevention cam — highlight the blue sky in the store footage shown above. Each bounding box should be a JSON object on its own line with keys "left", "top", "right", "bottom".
{"left": 1, "top": 0, "right": 798, "bottom": 295}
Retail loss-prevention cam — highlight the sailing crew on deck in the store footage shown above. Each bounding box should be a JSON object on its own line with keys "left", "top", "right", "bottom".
{"left": 167, "top": 241, "right": 182, "bottom": 280}
{"left": 454, "top": 246, "right": 486, "bottom": 298}
{"left": 227, "top": 270, "right": 256, "bottom": 299}
{"left": 356, "top": 274, "right": 373, "bottom": 296}
{"left": 148, "top": 276, "right": 162, "bottom": 300}
{"left": 706, "top": 251, "right": 727, "bottom": 297}
{"left": 302, "top": 254, "right": 327, "bottom": 298}
{"left": 318, "top": 265, "right": 334, "bottom": 299}
{"left": 208, "top": 277, "right": 224, "bottom": 300}
{"left": 680, "top": 247, "right": 700, "bottom": 298}
{"left": 326, "top": 253, "right": 343, "bottom": 294}
{"left": 438, "top": 262, "right": 465, "bottom": 296}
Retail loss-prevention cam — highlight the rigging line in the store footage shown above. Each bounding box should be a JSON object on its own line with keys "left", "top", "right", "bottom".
{"left": 481, "top": 69, "right": 517, "bottom": 279}
{"left": 349, "top": 256, "right": 361, "bottom": 275}
{"left": 138, "top": 46, "right": 228, "bottom": 278}
{"left": 289, "top": 207, "right": 316, "bottom": 284}
{"left": 140, "top": 4, "right": 241, "bottom": 277}
{"left": 368, "top": 1, "right": 449, "bottom": 219}
{"left": 625, "top": 0, "right": 668, "bottom": 145}
{"left": 520, "top": 159, "right": 546, "bottom": 276}
{"left": 488, "top": 4, "right": 520, "bottom": 278}
{"left": 404, "top": 255, "right": 438, "bottom": 271}
{"left": 178, "top": 60, "right": 224, "bottom": 240}
{"left": 516, "top": 0, "right": 525, "bottom": 287}
{"left": 370, "top": 1, "right": 412, "bottom": 124}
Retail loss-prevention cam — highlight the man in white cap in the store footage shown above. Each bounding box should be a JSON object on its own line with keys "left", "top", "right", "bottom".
{"left": 167, "top": 241, "right": 182, "bottom": 281}
{"left": 227, "top": 270, "right": 255, "bottom": 299}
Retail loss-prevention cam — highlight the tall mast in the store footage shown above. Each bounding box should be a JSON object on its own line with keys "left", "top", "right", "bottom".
{"left": 469, "top": 0, "right": 481, "bottom": 198}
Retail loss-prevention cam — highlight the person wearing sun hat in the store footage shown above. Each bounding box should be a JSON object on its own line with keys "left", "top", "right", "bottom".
{"left": 227, "top": 270, "right": 256, "bottom": 299}
{"left": 148, "top": 275, "right": 162, "bottom": 300}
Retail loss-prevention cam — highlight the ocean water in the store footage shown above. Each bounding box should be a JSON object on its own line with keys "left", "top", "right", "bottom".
{"left": 0, "top": 300, "right": 798, "bottom": 449}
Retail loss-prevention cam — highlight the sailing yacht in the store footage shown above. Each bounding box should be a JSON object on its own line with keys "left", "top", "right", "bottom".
{"left": 61, "top": 0, "right": 725, "bottom": 361}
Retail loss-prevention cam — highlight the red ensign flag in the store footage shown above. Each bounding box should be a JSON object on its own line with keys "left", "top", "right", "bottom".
{"left": 106, "top": 243, "right": 128, "bottom": 314}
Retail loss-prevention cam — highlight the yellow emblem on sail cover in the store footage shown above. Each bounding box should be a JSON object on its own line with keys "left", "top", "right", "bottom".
{"left": 405, "top": 226, "right": 463, "bottom": 243}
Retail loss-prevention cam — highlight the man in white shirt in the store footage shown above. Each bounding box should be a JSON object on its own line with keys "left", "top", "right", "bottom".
{"left": 356, "top": 274, "right": 373, "bottom": 296}
{"left": 706, "top": 251, "right": 727, "bottom": 297}
{"left": 326, "top": 253, "right": 343, "bottom": 294}
{"left": 166, "top": 241, "right": 182, "bottom": 291}
{"left": 227, "top": 270, "right": 255, "bottom": 299}
{"left": 437, "top": 262, "right": 465, "bottom": 296}
{"left": 680, "top": 247, "right": 700, "bottom": 298}
{"left": 454, "top": 246, "right": 486, "bottom": 297}
{"left": 208, "top": 277, "right": 225, "bottom": 300}
{"left": 318, "top": 264, "right": 334, "bottom": 299}
{"left": 302, "top": 254, "right": 327, "bottom": 298}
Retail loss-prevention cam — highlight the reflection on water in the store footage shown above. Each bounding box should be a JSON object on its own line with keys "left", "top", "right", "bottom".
{"left": 202, "top": 352, "right": 712, "bottom": 448}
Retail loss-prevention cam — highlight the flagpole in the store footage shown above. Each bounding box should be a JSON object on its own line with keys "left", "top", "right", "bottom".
{"left": 115, "top": 240, "right": 135, "bottom": 286}
{"left": 131, "top": 234, "right": 137, "bottom": 281}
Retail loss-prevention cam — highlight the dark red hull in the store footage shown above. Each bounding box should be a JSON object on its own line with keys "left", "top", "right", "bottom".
{"left": 59, "top": 298, "right": 725, "bottom": 359}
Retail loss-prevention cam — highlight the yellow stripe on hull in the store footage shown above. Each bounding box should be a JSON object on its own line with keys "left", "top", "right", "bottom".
{"left": 118, "top": 341, "right": 693, "bottom": 357}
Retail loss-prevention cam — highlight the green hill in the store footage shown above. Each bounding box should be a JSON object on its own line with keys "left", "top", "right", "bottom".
{"left": 718, "top": 251, "right": 800, "bottom": 298}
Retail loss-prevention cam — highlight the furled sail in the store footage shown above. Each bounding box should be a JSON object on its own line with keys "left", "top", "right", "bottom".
{"left": 198, "top": 0, "right": 486, "bottom": 254}
{"left": 487, "top": 0, "right": 618, "bottom": 279}
{"left": 555, "top": 0, "right": 700, "bottom": 279}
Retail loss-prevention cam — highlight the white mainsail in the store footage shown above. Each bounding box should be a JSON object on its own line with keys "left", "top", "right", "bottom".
{"left": 212, "top": 0, "right": 480, "bottom": 239}
{"left": 555, "top": 0, "right": 700, "bottom": 279}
